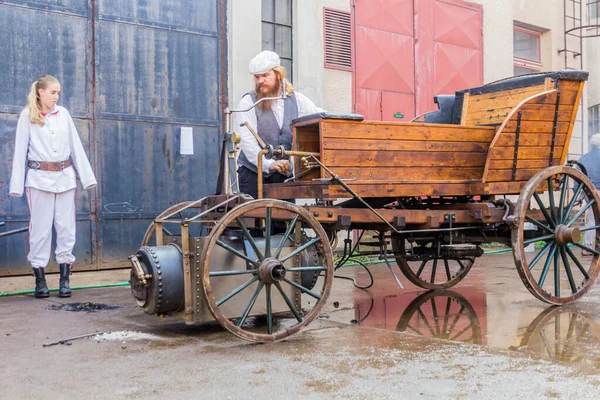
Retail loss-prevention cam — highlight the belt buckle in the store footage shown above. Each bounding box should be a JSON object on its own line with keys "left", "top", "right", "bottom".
{"left": 29, "top": 161, "right": 41, "bottom": 170}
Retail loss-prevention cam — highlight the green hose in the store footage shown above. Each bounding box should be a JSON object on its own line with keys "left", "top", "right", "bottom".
{"left": 0, "top": 281, "right": 130, "bottom": 297}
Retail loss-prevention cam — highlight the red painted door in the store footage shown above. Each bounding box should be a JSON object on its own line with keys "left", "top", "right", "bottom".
{"left": 354, "top": 0, "right": 415, "bottom": 121}
{"left": 354, "top": 0, "right": 483, "bottom": 120}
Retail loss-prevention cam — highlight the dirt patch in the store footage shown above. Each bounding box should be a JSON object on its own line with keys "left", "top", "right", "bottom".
{"left": 48, "top": 302, "right": 121, "bottom": 312}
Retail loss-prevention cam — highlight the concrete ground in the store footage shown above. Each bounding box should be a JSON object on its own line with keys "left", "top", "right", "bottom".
{"left": 1, "top": 252, "right": 600, "bottom": 399}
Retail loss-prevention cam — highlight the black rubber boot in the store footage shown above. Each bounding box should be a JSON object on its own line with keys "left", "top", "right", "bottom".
{"left": 58, "top": 263, "right": 72, "bottom": 298}
{"left": 33, "top": 268, "right": 49, "bottom": 298}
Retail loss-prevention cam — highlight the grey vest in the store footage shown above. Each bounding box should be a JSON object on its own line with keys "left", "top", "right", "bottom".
{"left": 238, "top": 92, "right": 298, "bottom": 174}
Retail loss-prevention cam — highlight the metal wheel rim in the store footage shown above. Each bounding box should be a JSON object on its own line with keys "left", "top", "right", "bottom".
{"left": 201, "top": 199, "right": 334, "bottom": 342}
{"left": 512, "top": 166, "right": 600, "bottom": 304}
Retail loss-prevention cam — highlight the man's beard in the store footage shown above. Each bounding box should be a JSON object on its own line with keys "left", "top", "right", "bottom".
{"left": 256, "top": 79, "right": 281, "bottom": 111}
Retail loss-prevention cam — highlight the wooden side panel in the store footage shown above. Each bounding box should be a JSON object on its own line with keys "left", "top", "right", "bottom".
{"left": 293, "top": 123, "right": 321, "bottom": 181}
{"left": 462, "top": 83, "right": 546, "bottom": 125}
{"left": 483, "top": 79, "right": 585, "bottom": 185}
{"left": 318, "top": 120, "right": 495, "bottom": 183}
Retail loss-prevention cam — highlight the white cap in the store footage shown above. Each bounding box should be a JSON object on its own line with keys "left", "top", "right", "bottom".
{"left": 248, "top": 50, "right": 281, "bottom": 75}
{"left": 591, "top": 133, "right": 600, "bottom": 149}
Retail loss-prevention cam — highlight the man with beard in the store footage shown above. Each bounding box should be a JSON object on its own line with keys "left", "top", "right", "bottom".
{"left": 235, "top": 50, "right": 325, "bottom": 199}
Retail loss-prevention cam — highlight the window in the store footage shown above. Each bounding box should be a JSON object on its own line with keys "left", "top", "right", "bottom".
{"left": 513, "top": 27, "right": 542, "bottom": 76}
{"left": 262, "top": 0, "right": 293, "bottom": 81}
{"left": 324, "top": 8, "right": 352, "bottom": 71}
{"left": 590, "top": 105, "right": 600, "bottom": 137}
{"left": 589, "top": 1, "right": 599, "bottom": 25}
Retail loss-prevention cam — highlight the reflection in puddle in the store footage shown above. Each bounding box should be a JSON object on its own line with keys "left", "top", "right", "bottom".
{"left": 353, "top": 287, "right": 600, "bottom": 366}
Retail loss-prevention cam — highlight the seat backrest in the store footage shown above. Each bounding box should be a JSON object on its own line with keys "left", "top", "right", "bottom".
{"left": 452, "top": 70, "right": 588, "bottom": 126}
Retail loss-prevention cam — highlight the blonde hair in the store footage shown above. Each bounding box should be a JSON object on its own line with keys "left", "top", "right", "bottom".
{"left": 27, "top": 75, "right": 60, "bottom": 126}
{"left": 272, "top": 66, "right": 295, "bottom": 95}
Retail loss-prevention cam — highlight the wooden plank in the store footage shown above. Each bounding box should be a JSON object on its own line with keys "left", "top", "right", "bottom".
{"left": 325, "top": 181, "right": 487, "bottom": 198}
{"left": 329, "top": 166, "right": 484, "bottom": 181}
{"left": 483, "top": 181, "right": 528, "bottom": 195}
{"left": 320, "top": 120, "right": 496, "bottom": 142}
{"left": 485, "top": 168, "right": 541, "bottom": 182}
{"left": 560, "top": 80, "right": 585, "bottom": 165}
{"left": 501, "top": 120, "right": 570, "bottom": 134}
{"left": 322, "top": 137, "right": 490, "bottom": 152}
{"left": 466, "top": 104, "right": 573, "bottom": 124}
{"left": 488, "top": 158, "right": 561, "bottom": 170}
{"left": 493, "top": 133, "right": 567, "bottom": 147}
{"left": 466, "top": 84, "right": 545, "bottom": 107}
{"left": 323, "top": 150, "right": 488, "bottom": 168}
{"left": 489, "top": 146, "right": 564, "bottom": 160}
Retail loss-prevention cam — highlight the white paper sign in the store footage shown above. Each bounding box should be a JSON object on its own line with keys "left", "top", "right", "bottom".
{"left": 180, "top": 126, "right": 194, "bottom": 155}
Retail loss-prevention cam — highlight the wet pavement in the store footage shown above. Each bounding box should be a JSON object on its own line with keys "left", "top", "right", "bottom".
{"left": 1, "top": 251, "right": 600, "bottom": 399}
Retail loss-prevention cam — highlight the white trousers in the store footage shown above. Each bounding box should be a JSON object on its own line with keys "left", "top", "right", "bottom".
{"left": 584, "top": 189, "right": 600, "bottom": 248}
{"left": 26, "top": 187, "right": 76, "bottom": 269}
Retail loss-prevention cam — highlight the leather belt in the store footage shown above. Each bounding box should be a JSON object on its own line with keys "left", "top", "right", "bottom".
{"left": 28, "top": 158, "right": 73, "bottom": 172}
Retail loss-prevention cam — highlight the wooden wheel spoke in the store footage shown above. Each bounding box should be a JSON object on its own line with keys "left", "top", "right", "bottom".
{"left": 416, "top": 260, "right": 427, "bottom": 278}
{"left": 524, "top": 234, "right": 555, "bottom": 245}
{"left": 565, "top": 199, "right": 595, "bottom": 227}
{"left": 547, "top": 177, "right": 558, "bottom": 222}
{"left": 282, "top": 277, "right": 321, "bottom": 300}
{"left": 558, "top": 175, "right": 569, "bottom": 222}
{"left": 236, "top": 281, "right": 265, "bottom": 328}
{"left": 286, "top": 266, "right": 327, "bottom": 272}
{"left": 443, "top": 259, "right": 451, "bottom": 281}
{"left": 430, "top": 258, "right": 438, "bottom": 283}
{"left": 554, "top": 250, "right": 560, "bottom": 297}
{"left": 442, "top": 297, "right": 452, "bottom": 334}
{"left": 279, "top": 237, "right": 321, "bottom": 263}
{"left": 573, "top": 243, "right": 600, "bottom": 256}
{"left": 538, "top": 243, "right": 557, "bottom": 287}
{"left": 528, "top": 240, "right": 554, "bottom": 271}
{"left": 525, "top": 215, "right": 554, "bottom": 234}
{"left": 264, "top": 208, "right": 272, "bottom": 258}
{"left": 216, "top": 276, "right": 260, "bottom": 306}
{"left": 273, "top": 214, "right": 299, "bottom": 259}
{"left": 564, "top": 246, "right": 591, "bottom": 279}
{"left": 265, "top": 284, "right": 273, "bottom": 334}
{"left": 236, "top": 217, "right": 264, "bottom": 261}
{"left": 449, "top": 324, "right": 471, "bottom": 341}
{"left": 216, "top": 239, "right": 260, "bottom": 268}
{"left": 559, "top": 247, "right": 578, "bottom": 294}
{"left": 534, "top": 192, "right": 556, "bottom": 228}
{"left": 579, "top": 224, "right": 600, "bottom": 232}
{"left": 274, "top": 282, "right": 303, "bottom": 322}
{"left": 209, "top": 269, "right": 258, "bottom": 277}
{"left": 563, "top": 183, "right": 584, "bottom": 225}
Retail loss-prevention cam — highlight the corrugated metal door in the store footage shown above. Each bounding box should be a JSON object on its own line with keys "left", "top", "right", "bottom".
{"left": 0, "top": 0, "right": 225, "bottom": 276}
{"left": 354, "top": 0, "right": 482, "bottom": 120}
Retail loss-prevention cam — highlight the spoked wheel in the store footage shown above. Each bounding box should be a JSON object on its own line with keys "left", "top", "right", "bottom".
{"left": 201, "top": 199, "right": 334, "bottom": 342}
{"left": 391, "top": 237, "right": 475, "bottom": 290}
{"left": 396, "top": 290, "right": 482, "bottom": 344}
{"left": 512, "top": 166, "right": 600, "bottom": 304}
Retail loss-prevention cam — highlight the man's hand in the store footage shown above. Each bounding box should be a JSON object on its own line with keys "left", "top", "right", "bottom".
{"left": 269, "top": 160, "right": 290, "bottom": 175}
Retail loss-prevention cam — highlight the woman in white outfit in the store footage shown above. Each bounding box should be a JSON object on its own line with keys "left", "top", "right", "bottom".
{"left": 9, "top": 75, "right": 97, "bottom": 298}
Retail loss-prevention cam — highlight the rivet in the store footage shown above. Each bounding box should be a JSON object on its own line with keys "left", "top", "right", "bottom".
{"left": 158, "top": 283, "right": 163, "bottom": 287}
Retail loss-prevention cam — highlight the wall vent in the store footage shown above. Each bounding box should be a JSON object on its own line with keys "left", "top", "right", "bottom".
{"left": 324, "top": 8, "right": 352, "bottom": 71}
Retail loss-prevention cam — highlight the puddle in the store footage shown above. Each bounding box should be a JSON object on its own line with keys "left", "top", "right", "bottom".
{"left": 48, "top": 302, "right": 121, "bottom": 312}
{"left": 328, "top": 254, "right": 600, "bottom": 369}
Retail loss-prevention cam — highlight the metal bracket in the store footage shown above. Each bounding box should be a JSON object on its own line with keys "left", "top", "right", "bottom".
{"left": 511, "top": 111, "right": 522, "bottom": 181}
{"left": 549, "top": 92, "right": 561, "bottom": 166}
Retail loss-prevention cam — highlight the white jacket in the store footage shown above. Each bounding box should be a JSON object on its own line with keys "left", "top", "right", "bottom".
{"left": 9, "top": 106, "right": 97, "bottom": 197}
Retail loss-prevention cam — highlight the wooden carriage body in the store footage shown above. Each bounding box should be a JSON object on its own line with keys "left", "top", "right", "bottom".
{"left": 264, "top": 70, "right": 586, "bottom": 201}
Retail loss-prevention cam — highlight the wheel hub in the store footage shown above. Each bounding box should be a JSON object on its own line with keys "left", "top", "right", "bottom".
{"left": 554, "top": 224, "right": 581, "bottom": 246}
{"left": 259, "top": 258, "right": 286, "bottom": 284}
